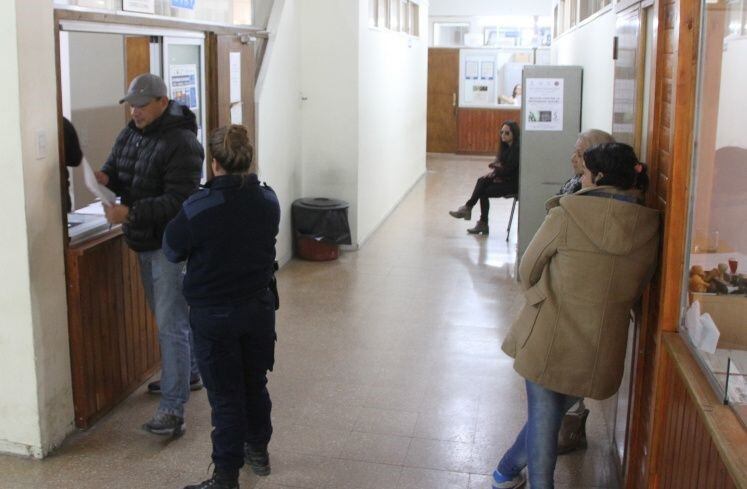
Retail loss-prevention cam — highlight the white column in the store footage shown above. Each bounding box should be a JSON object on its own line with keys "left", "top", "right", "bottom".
{"left": 0, "top": 0, "right": 74, "bottom": 458}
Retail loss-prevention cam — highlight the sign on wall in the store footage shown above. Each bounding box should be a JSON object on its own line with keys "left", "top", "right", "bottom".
{"left": 170, "top": 64, "right": 199, "bottom": 110}
{"left": 525, "top": 78, "right": 564, "bottom": 131}
{"left": 171, "top": 0, "right": 196, "bottom": 9}
{"left": 123, "top": 0, "right": 155, "bottom": 14}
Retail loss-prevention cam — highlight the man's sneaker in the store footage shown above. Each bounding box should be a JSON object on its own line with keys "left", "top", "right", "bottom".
{"left": 244, "top": 443, "right": 271, "bottom": 476}
{"left": 183, "top": 467, "right": 239, "bottom": 489}
{"left": 142, "top": 412, "right": 185, "bottom": 437}
{"left": 147, "top": 375, "right": 203, "bottom": 394}
{"left": 492, "top": 469, "right": 526, "bottom": 489}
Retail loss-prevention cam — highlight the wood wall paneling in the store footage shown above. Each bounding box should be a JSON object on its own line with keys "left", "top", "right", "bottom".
{"left": 456, "top": 108, "right": 521, "bottom": 155}
{"left": 66, "top": 232, "right": 159, "bottom": 428}
{"left": 657, "top": 335, "right": 746, "bottom": 488}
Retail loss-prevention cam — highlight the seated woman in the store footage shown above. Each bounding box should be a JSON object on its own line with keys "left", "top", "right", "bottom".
{"left": 491, "top": 143, "right": 659, "bottom": 489}
{"left": 558, "top": 129, "right": 615, "bottom": 196}
{"left": 449, "top": 121, "right": 520, "bottom": 235}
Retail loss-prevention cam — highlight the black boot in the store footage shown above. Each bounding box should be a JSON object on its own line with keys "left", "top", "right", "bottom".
{"left": 244, "top": 443, "right": 271, "bottom": 476}
{"left": 183, "top": 467, "right": 239, "bottom": 489}
{"left": 467, "top": 220, "right": 489, "bottom": 235}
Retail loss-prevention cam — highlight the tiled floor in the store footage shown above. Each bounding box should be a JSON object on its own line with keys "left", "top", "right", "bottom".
{"left": 0, "top": 154, "right": 618, "bottom": 488}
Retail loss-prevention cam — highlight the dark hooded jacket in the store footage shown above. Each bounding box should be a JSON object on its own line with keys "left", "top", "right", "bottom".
{"left": 101, "top": 101, "right": 203, "bottom": 252}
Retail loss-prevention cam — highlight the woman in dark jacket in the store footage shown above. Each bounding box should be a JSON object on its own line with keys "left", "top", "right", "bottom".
{"left": 164, "top": 125, "right": 280, "bottom": 489}
{"left": 449, "top": 120, "right": 520, "bottom": 235}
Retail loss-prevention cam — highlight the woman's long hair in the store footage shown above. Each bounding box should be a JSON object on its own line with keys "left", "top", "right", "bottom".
{"left": 499, "top": 120, "right": 521, "bottom": 164}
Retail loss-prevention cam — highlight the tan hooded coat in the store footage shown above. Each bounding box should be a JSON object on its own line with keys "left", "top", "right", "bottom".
{"left": 502, "top": 186, "right": 660, "bottom": 400}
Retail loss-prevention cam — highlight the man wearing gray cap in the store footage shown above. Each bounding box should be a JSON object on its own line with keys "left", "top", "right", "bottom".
{"left": 96, "top": 73, "right": 204, "bottom": 436}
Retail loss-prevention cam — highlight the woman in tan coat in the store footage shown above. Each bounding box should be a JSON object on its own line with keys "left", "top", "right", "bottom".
{"left": 491, "top": 143, "right": 659, "bottom": 489}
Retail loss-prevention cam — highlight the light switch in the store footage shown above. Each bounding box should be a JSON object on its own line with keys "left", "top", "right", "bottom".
{"left": 36, "top": 129, "right": 48, "bottom": 160}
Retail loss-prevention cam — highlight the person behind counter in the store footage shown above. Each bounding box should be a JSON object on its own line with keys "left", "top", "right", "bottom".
{"left": 449, "top": 121, "right": 520, "bottom": 235}
{"left": 164, "top": 125, "right": 280, "bottom": 489}
{"left": 62, "top": 117, "right": 83, "bottom": 213}
{"left": 499, "top": 83, "right": 522, "bottom": 106}
{"left": 95, "top": 73, "right": 204, "bottom": 437}
{"left": 491, "top": 143, "right": 659, "bottom": 489}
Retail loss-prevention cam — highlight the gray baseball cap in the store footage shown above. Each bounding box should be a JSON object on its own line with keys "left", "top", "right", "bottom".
{"left": 119, "top": 73, "right": 168, "bottom": 106}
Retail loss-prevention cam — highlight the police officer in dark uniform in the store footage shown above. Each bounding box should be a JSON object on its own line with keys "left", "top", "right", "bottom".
{"left": 163, "top": 125, "right": 280, "bottom": 489}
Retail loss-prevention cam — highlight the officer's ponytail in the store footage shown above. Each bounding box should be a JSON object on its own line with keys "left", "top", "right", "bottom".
{"left": 209, "top": 124, "right": 254, "bottom": 174}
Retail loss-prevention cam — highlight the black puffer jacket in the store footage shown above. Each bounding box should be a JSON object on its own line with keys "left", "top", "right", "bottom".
{"left": 102, "top": 101, "right": 203, "bottom": 251}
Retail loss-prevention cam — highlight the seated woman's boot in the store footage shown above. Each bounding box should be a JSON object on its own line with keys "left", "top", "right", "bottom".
{"left": 467, "top": 220, "right": 489, "bottom": 235}
{"left": 449, "top": 205, "right": 472, "bottom": 220}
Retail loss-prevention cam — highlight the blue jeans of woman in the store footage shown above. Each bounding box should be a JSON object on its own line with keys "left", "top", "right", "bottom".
{"left": 497, "top": 379, "right": 581, "bottom": 489}
{"left": 138, "top": 249, "right": 200, "bottom": 418}
{"left": 190, "top": 290, "right": 276, "bottom": 471}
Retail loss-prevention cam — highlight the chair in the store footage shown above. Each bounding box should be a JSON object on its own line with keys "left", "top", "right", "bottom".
{"left": 505, "top": 194, "right": 518, "bottom": 242}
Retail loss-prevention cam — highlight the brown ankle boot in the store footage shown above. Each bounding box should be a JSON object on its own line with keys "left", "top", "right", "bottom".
{"left": 449, "top": 205, "right": 472, "bottom": 220}
{"left": 557, "top": 408, "right": 589, "bottom": 455}
{"left": 467, "top": 221, "right": 489, "bottom": 235}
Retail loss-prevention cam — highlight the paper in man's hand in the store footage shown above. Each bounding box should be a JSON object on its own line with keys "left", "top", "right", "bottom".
{"left": 82, "top": 157, "right": 115, "bottom": 206}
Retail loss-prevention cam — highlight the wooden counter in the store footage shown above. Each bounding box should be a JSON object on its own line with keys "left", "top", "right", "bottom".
{"left": 457, "top": 106, "right": 521, "bottom": 155}
{"left": 655, "top": 333, "right": 747, "bottom": 488}
{"left": 65, "top": 228, "right": 160, "bottom": 428}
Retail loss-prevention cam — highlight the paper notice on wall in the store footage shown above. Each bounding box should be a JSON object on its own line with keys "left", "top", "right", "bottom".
{"left": 123, "top": 0, "right": 155, "bottom": 14}
{"left": 230, "top": 52, "right": 242, "bottom": 104}
{"left": 230, "top": 102, "right": 243, "bottom": 125}
{"left": 82, "top": 158, "right": 115, "bottom": 206}
{"left": 525, "top": 78, "right": 564, "bottom": 131}
{"left": 465, "top": 60, "right": 479, "bottom": 80}
{"left": 170, "top": 64, "right": 199, "bottom": 110}
{"left": 481, "top": 61, "right": 495, "bottom": 80}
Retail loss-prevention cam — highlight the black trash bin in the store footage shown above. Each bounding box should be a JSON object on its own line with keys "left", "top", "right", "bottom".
{"left": 291, "top": 198, "right": 351, "bottom": 261}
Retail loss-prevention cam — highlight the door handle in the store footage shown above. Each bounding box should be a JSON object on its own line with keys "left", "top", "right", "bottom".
{"left": 452, "top": 93, "right": 457, "bottom": 107}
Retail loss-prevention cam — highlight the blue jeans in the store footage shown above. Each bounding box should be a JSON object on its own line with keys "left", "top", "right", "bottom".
{"left": 190, "top": 291, "right": 276, "bottom": 471}
{"left": 138, "top": 249, "right": 200, "bottom": 418}
{"left": 497, "top": 380, "right": 581, "bottom": 489}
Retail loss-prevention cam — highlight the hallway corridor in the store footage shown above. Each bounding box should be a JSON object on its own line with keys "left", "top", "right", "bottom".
{"left": 0, "top": 155, "right": 616, "bottom": 489}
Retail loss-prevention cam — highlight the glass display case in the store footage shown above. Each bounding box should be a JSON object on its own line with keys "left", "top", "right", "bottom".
{"left": 680, "top": 0, "right": 747, "bottom": 428}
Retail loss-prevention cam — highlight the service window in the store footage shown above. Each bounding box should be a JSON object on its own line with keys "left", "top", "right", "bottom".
{"left": 681, "top": 0, "right": 747, "bottom": 426}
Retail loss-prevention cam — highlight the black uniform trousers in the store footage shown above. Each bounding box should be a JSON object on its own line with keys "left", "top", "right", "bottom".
{"left": 465, "top": 176, "right": 517, "bottom": 223}
{"left": 190, "top": 289, "right": 276, "bottom": 471}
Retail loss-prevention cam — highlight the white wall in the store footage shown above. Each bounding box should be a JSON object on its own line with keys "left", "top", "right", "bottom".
{"left": 0, "top": 0, "right": 74, "bottom": 458}
{"left": 68, "top": 32, "right": 126, "bottom": 210}
{"left": 716, "top": 37, "right": 747, "bottom": 149}
{"left": 551, "top": 8, "right": 616, "bottom": 132}
{"left": 256, "top": 0, "right": 303, "bottom": 264}
{"left": 430, "top": 0, "right": 552, "bottom": 16}
{"left": 357, "top": 0, "right": 428, "bottom": 243}
{"left": 300, "top": 0, "right": 360, "bottom": 240}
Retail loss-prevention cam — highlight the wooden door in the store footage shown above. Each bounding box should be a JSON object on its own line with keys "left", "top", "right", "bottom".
{"left": 124, "top": 36, "right": 151, "bottom": 123}
{"left": 207, "top": 34, "right": 256, "bottom": 137}
{"left": 206, "top": 33, "right": 256, "bottom": 175}
{"left": 611, "top": 4, "right": 646, "bottom": 153}
{"left": 427, "top": 48, "right": 459, "bottom": 153}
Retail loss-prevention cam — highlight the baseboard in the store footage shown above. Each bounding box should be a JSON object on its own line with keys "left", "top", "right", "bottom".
{"left": 0, "top": 439, "right": 43, "bottom": 459}
{"left": 355, "top": 170, "right": 426, "bottom": 248}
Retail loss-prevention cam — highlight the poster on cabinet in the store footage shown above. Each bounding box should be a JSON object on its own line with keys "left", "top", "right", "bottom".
{"left": 525, "top": 78, "right": 564, "bottom": 131}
